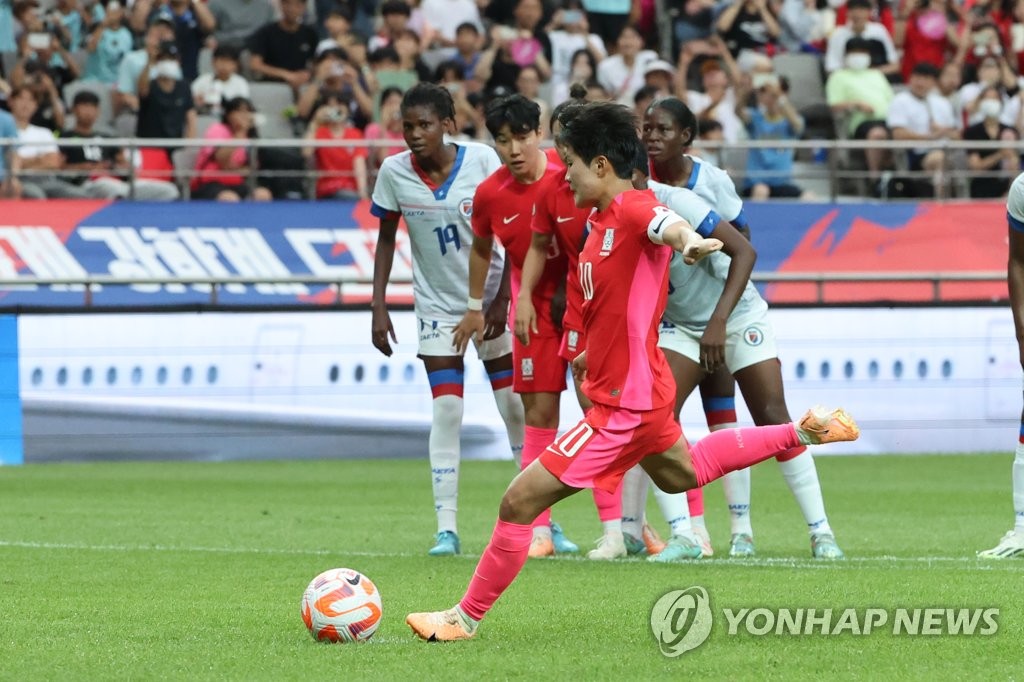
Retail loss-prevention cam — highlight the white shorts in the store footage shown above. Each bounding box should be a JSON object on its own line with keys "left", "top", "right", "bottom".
{"left": 658, "top": 316, "right": 778, "bottom": 373}
{"left": 416, "top": 316, "right": 513, "bottom": 360}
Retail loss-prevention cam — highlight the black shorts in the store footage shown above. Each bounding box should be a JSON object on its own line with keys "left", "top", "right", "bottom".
{"left": 853, "top": 119, "right": 889, "bottom": 139}
{"left": 742, "top": 183, "right": 803, "bottom": 198}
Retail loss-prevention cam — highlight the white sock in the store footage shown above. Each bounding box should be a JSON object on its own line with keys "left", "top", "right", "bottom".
{"left": 651, "top": 486, "right": 694, "bottom": 540}
{"left": 722, "top": 468, "right": 753, "bottom": 536}
{"left": 1014, "top": 443, "right": 1024, "bottom": 534}
{"left": 691, "top": 514, "right": 707, "bottom": 532}
{"left": 491, "top": 385, "right": 525, "bottom": 467}
{"left": 430, "top": 394, "right": 463, "bottom": 535}
{"left": 778, "top": 449, "right": 832, "bottom": 535}
{"left": 602, "top": 519, "right": 623, "bottom": 536}
{"left": 620, "top": 465, "right": 648, "bottom": 538}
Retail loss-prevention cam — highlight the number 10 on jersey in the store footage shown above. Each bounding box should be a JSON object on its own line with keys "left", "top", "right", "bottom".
{"left": 579, "top": 261, "right": 594, "bottom": 300}
{"left": 433, "top": 224, "right": 461, "bottom": 255}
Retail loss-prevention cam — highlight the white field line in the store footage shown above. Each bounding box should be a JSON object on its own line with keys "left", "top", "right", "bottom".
{"left": 2, "top": 539, "right": 1023, "bottom": 571}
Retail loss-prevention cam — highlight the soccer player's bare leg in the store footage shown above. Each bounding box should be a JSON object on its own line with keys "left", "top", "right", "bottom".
{"left": 734, "top": 358, "right": 843, "bottom": 558}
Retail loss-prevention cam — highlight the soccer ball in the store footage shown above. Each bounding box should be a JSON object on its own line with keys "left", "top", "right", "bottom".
{"left": 300, "top": 568, "right": 383, "bottom": 642}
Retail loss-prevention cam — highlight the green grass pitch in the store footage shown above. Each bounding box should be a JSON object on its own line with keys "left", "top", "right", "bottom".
{"left": 1, "top": 454, "right": 1021, "bottom": 680}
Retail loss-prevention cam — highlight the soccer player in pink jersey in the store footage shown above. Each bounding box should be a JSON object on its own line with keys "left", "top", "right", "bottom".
{"left": 406, "top": 102, "right": 860, "bottom": 642}
{"left": 453, "top": 94, "right": 579, "bottom": 558}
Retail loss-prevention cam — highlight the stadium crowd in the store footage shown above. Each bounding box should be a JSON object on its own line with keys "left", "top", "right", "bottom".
{"left": 1, "top": 0, "right": 1023, "bottom": 200}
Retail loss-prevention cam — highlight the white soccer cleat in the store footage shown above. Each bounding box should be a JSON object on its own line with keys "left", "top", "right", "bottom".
{"left": 978, "top": 530, "right": 1024, "bottom": 559}
{"left": 694, "top": 526, "right": 714, "bottom": 557}
{"left": 587, "top": 533, "right": 627, "bottom": 560}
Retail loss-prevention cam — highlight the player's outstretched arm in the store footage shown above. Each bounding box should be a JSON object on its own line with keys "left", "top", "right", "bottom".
{"left": 453, "top": 235, "right": 494, "bottom": 354}
{"left": 371, "top": 217, "right": 400, "bottom": 357}
{"left": 514, "top": 232, "right": 552, "bottom": 345}
{"left": 654, "top": 220, "right": 723, "bottom": 265}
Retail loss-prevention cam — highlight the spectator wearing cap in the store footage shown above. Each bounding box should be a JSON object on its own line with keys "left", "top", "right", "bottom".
{"left": 715, "top": 0, "right": 781, "bottom": 58}
{"left": 136, "top": 39, "right": 196, "bottom": 165}
{"left": 208, "top": 0, "right": 275, "bottom": 51}
{"left": 248, "top": 0, "right": 319, "bottom": 97}
{"left": 295, "top": 47, "right": 373, "bottom": 127}
{"left": 8, "top": 86, "right": 88, "bottom": 198}
{"left": 826, "top": 0, "right": 899, "bottom": 78}
{"left": 303, "top": 93, "right": 368, "bottom": 200}
{"left": 81, "top": 1, "right": 132, "bottom": 85}
{"left": 369, "top": 0, "right": 412, "bottom": 52}
{"left": 191, "top": 45, "right": 251, "bottom": 116}
{"left": 60, "top": 89, "right": 180, "bottom": 199}
{"left": 192, "top": 95, "right": 273, "bottom": 201}
{"left": 596, "top": 24, "right": 657, "bottom": 106}
{"left": 547, "top": 6, "right": 606, "bottom": 106}
{"left": 475, "top": 0, "right": 552, "bottom": 94}
{"left": 114, "top": 15, "right": 175, "bottom": 115}
{"left": 131, "top": 0, "right": 215, "bottom": 83}
{"left": 419, "top": 0, "right": 483, "bottom": 48}
{"left": 886, "top": 61, "right": 959, "bottom": 190}
{"left": 642, "top": 59, "right": 675, "bottom": 97}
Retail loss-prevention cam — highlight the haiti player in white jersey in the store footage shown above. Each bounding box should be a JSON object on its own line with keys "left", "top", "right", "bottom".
{"left": 979, "top": 172, "right": 1024, "bottom": 559}
{"left": 404, "top": 102, "right": 859, "bottom": 642}
{"left": 371, "top": 83, "right": 526, "bottom": 557}
{"left": 629, "top": 96, "right": 844, "bottom": 560}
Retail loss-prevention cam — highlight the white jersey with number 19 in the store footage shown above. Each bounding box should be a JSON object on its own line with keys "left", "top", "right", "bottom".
{"left": 371, "top": 142, "right": 505, "bottom": 321}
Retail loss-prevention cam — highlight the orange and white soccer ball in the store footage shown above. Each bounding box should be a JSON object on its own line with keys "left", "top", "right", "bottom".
{"left": 300, "top": 568, "right": 382, "bottom": 642}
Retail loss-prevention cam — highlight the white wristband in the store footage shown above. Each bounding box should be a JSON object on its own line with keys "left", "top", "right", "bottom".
{"left": 467, "top": 296, "right": 483, "bottom": 311}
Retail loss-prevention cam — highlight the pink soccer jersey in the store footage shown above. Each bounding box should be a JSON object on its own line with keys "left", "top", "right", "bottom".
{"left": 577, "top": 189, "right": 675, "bottom": 411}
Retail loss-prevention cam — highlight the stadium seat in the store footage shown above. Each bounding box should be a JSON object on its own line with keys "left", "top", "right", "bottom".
{"left": 172, "top": 146, "right": 200, "bottom": 198}
{"left": 198, "top": 47, "right": 213, "bottom": 76}
{"left": 772, "top": 53, "right": 826, "bottom": 111}
{"left": 1, "top": 51, "right": 17, "bottom": 79}
{"left": 249, "top": 81, "right": 296, "bottom": 139}
{"left": 63, "top": 80, "right": 115, "bottom": 126}
{"left": 196, "top": 114, "right": 220, "bottom": 138}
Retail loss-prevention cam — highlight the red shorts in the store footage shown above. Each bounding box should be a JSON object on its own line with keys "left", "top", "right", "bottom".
{"left": 558, "top": 327, "right": 587, "bottom": 362}
{"left": 513, "top": 333, "right": 567, "bottom": 393}
{"left": 539, "top": 402, "right": 681, "bottom": 493}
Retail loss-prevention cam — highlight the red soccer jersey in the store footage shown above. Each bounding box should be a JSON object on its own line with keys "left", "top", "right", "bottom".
{"left": 532, "top": 173, "right": 589, "bottom": 334}
{"left": 473, "top": 148, "right": 568, "bottom": 336}
{"left": 578, "top": 189, "right": 675, "bottom": 411}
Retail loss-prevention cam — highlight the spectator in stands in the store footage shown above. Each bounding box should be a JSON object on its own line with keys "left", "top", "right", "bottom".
{"left": 303, "top": 93, "right": 368, "bottom": 199}
{"left": 963, "top": 84, "right": 1020, "bottom": 197}
{"left": 735, "top": 74, "right": 812, "bottom": 199}
{"left": 961, "top": 18, "right": 1010, "bottom": 71}
{"left": 17, "top": 60, "right": 66, "bottom": 131}
{"left": 369, "top": 0, "right": 412, "bottom": 52}
{"left": 514, "top": 63, "right": 549, "bottom": 130}
{"left": 779, "top": 0, "right": 832, "bottom": 52}
{"left": 0, "top": 106, "right": 21, "bottom": 198}
{"left": 686, "top": 59, "right": 742, "bottom": 143}
{"left": 435, "top": 60, "right": 485, "bottom": 132}
{"left": 114, "top": 15, "right": 174, "bottom": 116}
{"left": 420, "top": 0, "right": 483, "bottom": 48}
{"left": 81, "top": 1, "right": 132, "bottom": 85}
{"left": 132, "top": 0, "right": 215, "bottom": 83}
{"left": 315, "top": 7, "right": 356, "bottom": 56}
{"left": 896, "top": 0, "right": 962, "bottom": 83}
{"left": 580, "top": 0, "right": 631, "bottom": 47}
{"left": 0, "top": 1, "right": 16, "bottom": 55}
{"left": 633, "top": 83, "right": 659, "bottom": 119}
{"left": 208, "top": 0, "right": 274, "bottom": 51}
{"left": 49, "top": 0, "right": 103, "bottom": 51}
{"left": 564, "top": 48, "right": 598, "bottom": 101}
{"left": 547, "top": 7, "right": 606, "bottom": 106}
{"left": 583, "top": 79, "right": 611, "bottom": 101}
{"left": 826, "top": 0, "right": 899, "bottom": 80}
{"left": 368, "top": 45, "right": 416, "bottom": 112}
{"left": 692, "top": 116, "right": 725, "bottom": 168}
{"left": 475, "top": 0, "right": 552, "bottom": 94}
{"left": 826, "top": 36, "right": 894, "bottom": 189}
{"left": 191, "top": 45, "right": 251, "bottom": 116}
{"left": 60, "top": 89, "right": 180, "bottom": 199}
{"left": 192, "top": 95, "right": 272, "bottom": 201}
{"left": 642, "top": 59, "right": 675, "bottom": 97}
{"left": 136, "top": 40, "right": 196, "bottom": 164}
{"left": 363, "top": 85, "right": 406, "bottom": 173}
{"left": 961, "top": 53, "right": 1017, "bottom": 126}
{"left": 449, "top": 22, "right": 483, "bottom": 87}
{"left": 394, "top": 28, "right": 433, "bottom": 81}
{"left": 596, "top": 24, "right": 657, "bottom": 106}
{"left": 11, "top": 18, "right": 80, "bottom": 100}
{"left": 937, "top": 61, "right": 966, "bottom": 127}
{"left": 887, "top": 62, "right": 959, "bottom": 190}
{"left": 672, "top": 0, "right": 717, "bottom": 53}
{"left": 8, "top": 86, "right": 87, "bottom": 198}
{"left": 248, "top": 0, "right": 319, "bottom": 97}
{"left": 296, "top": 47, "right": 373, "bottom": 127}
{"left": 715, "top": 0, "right": 781, "bottom": 57}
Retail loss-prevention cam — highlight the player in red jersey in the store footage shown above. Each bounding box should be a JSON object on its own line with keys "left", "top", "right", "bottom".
{"left": 407, "top": 102, "right": 860, "bottom": 641}
{"left": 453, "top": 94, "right": 578, "bottom": 558}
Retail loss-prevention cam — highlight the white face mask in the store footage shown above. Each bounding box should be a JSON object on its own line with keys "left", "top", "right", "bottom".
{"left": 979, "top": 98, "right": 1002, "bottom": 119}
{"left": 845, "top": 53, "right": 871, "bottom": 71}
{"left": 153, "top": 60, "right": 182, "bottom": 81}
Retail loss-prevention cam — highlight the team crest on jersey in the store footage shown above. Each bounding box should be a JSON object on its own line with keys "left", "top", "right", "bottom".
{"left": 521, "top": 357, "right": 534, "bottom": 379}
{"left": 600, "top": 229, "right": 615, "bottom": 256}
{"left": 459, "top": 198, "right": 474, "bottom": 217}
{"left": 744, "top": 326, "right": 764, "bottom": 346}
{"left": 567, "top": 330, "right": 579, "bottom": 352}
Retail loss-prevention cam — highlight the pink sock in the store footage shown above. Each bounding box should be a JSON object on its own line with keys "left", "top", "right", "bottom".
{"left": 592, "top": 480, "right": 622, "bottom": 522}
{"left": 523, "top": 426, "right": 557, "bottom": 529}
{"left": 690, "top": 424, "right": 799, "bottom": 486}
{"left": 686, "top": 487, "right": 704, "bottom": 517}
{"left": 775, "top": 444, "right": 806, "bottom": 462}
{"left": 459, "top": 519, "right": 533, "bottom": 621}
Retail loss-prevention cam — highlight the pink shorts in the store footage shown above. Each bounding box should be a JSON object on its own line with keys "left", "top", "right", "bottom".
{"left": 539, "top": 402, "right": 682, "bottom": 493}
{"left": 558, "top": 327, "right": 587, "bottom": 362}
{"left": 513, "top": 333, "right": 567, "bottom": 393}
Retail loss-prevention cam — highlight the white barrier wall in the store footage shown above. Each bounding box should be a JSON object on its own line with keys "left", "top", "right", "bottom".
{"left": 16, "top": 307, "right": 1021, "bottom": 462}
